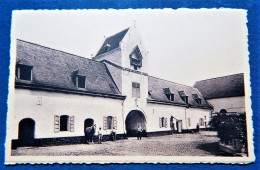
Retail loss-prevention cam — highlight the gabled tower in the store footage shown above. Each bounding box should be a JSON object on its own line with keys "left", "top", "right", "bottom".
{"left": 93, "top": 22, "right": 149, "bottom": 73}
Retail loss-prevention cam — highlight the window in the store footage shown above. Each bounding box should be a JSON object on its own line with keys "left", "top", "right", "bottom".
{"left": 183, "top": 96, "right": 188, "bottom": 103}
{"left": 60, "top": 115, "right": 69, "bottom": 131}
{"left": 132, "top": 82, "right": 140, "bottom": 98}
{"left": 107, "top": 116, "right": 113, "bottom": 130}
{"left": 187, "top": 118, "right": 191, "bottom": 127}
{"left": 166, "top": 93, "right": 174, "bottom": 101}
{"left": 130, "top": 46, "right": 142, "bottom": 69}
{"left": 16, "top": 65, "right": 32, "bottom": 81}
{"left": 163, "top": 88, "right": 174, "bottom": 101}
{"left": 196, "top": 99, "right": 201, "bottom": 104}
{"left": 192, "top": 94, "right": 201, "bottom": 104}
{"left": 54, "top": 115, "right": 74, "bottom": 133}
{"left": 159, "top": 117, "right": 167, "bottom": 128}
{"left": 103, "top": 116, "right": 117, "bottom": 130}
{"left": 199, "top": 118, "right": 204, "bottom": 126}
{"left": 179, "top": 91, "right": 188, "bottom": 103}
{"left": 76, "top": 75, "right": 86, "bottom": 88}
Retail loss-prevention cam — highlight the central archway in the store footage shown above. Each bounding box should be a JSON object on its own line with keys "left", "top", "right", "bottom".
{"left": 125, "top": 110, "right": 146, "bottom": 137}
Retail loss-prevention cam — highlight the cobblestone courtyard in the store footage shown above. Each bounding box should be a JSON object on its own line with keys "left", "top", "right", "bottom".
{"left": 12, "top": 131, "right": 228, "bottom": 156}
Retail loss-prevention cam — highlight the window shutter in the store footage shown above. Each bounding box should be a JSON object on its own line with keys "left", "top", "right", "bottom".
{"left": 165, "top": 118, "right": 168, "bottom": 128}
{"left": 113, "top": 116, "right": 117, "bottom": 130}
{"left": 159, "top": 117, "right": 162, "bottom": 128}
{"left": 54, "top": 115, "right": 60, "bottom": 133}
{"left": 103, "top": 116, "right": 107, "bottom": 130}
{"left": 70, "top": 116, "right": 74, "bottom": 132}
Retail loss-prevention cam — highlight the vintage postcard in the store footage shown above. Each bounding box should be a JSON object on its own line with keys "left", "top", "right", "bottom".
{"left": 5, "top": 9, "right": 255, "bottom": 164}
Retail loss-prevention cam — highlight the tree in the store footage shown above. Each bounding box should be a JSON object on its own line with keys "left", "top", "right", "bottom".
{"left": 209, "top": 113, "right": 247, "bottom": 150}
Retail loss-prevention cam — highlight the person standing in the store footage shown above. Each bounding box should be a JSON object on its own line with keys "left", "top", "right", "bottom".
{"left": 111, "top": 127, "right": 116, "bottom": 141}
{"left": 97, "top": 127, "right": 103, "bottom": 144}
{"left": 137, "top": 125, "right": 143, "bottom": 140}
{"left": 196, "top": 123, "right": 200, "bottom": 133}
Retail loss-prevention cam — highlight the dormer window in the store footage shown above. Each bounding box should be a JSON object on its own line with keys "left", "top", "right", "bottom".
{"left": 179, "top": 91, "right": 188, "bottom": 103}
{"left": 76, "top": 75, "right": 86, "bottom": 88}
{"left": 192, "top": 94, "right": 201, "bottom": 105}
{"left": 16, "top": 59, "right": 33, "bottom": 81}
{"left": 130, "top": 46, "right": 142, "bottom": 70}
{"left": 163, "top": 88, "right": 174, "bottom": 101}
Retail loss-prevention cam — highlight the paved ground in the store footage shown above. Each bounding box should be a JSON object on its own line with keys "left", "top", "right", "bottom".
{"left": 12, "top": 131, "right": 227, "bottom": 156}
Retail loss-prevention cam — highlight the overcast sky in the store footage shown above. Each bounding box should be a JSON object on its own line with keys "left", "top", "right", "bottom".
{"left": 12, "top": 9, "right": 249, "bottom": 86}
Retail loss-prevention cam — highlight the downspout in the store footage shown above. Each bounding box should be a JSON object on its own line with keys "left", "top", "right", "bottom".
{"left": 122, "top": 99, "right": 125, "bottom": 134}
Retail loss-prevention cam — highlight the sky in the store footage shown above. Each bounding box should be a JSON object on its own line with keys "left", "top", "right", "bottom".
{"left": 11, "top": 9, "right": 249, "bottom": 86}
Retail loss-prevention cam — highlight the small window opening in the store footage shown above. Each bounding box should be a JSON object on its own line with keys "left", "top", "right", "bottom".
{"left": 179, "top": 91, "right": 188, "bottom": 103}
{"left": 192, "top": 94, "right": 201, "bottom": 104}
{"left": 107, "top": 116, "right": 113, "bottom": 130}
{"left": 132, "top": 82, "right": 140, "bottom": 98}
{"left": 188, "top": 118, "right": 191, "bottom": 127}
{"left": 60, "top": 115, "right": 69, "bottom": 131}
{"left": 17, "top": 65, "right": 32, "bottom": 81}
{"left": 166, "top": 93, "right": 174, "bottom": 101}
{"left": 76, "top": 75, "right": 86, "bottom": 88}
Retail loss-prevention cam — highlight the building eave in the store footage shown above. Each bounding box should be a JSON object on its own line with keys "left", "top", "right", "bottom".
{"left": 147, "top": 98, "right": 188, "bottom": 107}
{"left": 147, "top": 98, "right": 212, "bottom": 110}
{"left": 15, "top": 82, "right": 126, "bottom": 100}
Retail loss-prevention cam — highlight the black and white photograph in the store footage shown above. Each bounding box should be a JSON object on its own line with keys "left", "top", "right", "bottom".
{"left": 5, "top": 9, "right": 254, "bottom": 164}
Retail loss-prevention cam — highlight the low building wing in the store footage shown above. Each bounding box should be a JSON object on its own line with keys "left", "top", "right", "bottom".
{"left": 16, "top": 40, "right": 122, "bottom": 97}
{"left": 148, "top": 76, "right": 212, "bottom": 109}
{"left": 194, "top": 73, "right": 245, "bottom": 100}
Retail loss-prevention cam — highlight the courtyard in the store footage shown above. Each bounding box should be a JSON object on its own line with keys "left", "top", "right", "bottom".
{"left": 11, "top": 131, "right": 231, "bottom": 156}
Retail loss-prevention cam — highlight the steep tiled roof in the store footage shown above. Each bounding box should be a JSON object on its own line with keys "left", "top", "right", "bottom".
{"left": 148, "top": 76, "right": 212, "bottom": 109}
{"left": 194, "top": 73, "right": 245, "bottom": 100}
{"left": 95, "top": 28, "right": 129, "bottom": 56}
{"left": 16, "top": 40, "right": 123, "bottom": 97}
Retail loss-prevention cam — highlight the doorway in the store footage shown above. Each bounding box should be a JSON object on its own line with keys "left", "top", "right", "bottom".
{"left": 18, "top": 118, "right": 35, "bottom": 146}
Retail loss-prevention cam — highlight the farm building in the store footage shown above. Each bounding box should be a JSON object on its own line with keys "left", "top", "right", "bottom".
{"left": 8, "top": 25, "right": 212, "bottom": 148}
{"left": 194, "top": 73, "right": 245, "bottom": 115}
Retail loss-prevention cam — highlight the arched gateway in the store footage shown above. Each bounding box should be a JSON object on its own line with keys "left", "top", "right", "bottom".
{"left": 125, "top": 110, "right": 146, "bottom": 137}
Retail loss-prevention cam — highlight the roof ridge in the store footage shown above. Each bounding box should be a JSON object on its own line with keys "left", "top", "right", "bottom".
{"left": 195, "top": 73, "right": 244, "bottom": 83}
{"left": 105, "top": 27, "right": 130, "bottom": 40}
{"left": 149, "top": 75, "right": 195, "bottom": 88}
{"left": 17, "top": 39, "right": 104, "bottom": 65}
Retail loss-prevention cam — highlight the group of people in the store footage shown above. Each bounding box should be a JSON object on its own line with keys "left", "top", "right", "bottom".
{"left": 89, "top": 125, "right": 144, "bottom": 144}
{"left": 95, "top": 127, "right": 117, "bottom": 144}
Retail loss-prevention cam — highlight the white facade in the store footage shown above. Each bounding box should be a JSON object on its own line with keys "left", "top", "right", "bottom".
{"left": 11, "top": 89, "right": 124, "bottom": 139}
{"left": 208, "top": 96, "right": 245, "bottom": 113}
{"left": 7, "top": 25, "right": 212, "bottom": 149}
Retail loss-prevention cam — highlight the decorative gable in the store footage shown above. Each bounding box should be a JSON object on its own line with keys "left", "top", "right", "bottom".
{"left": 129, "top": 45, "right": 142, "bottom": 70}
